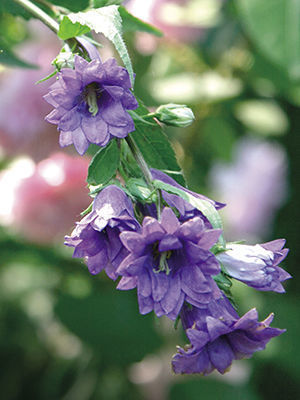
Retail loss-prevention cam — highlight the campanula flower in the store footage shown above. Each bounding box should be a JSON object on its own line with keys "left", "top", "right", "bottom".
{"left": 117, "top": 207, "right": 222, "bottom": 320}
{"left": 45, "top": 55, "right": 138, "bottom": 155}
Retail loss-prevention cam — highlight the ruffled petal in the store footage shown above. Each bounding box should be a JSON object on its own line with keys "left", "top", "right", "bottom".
{"left": 103, "top": 58, "right": 132, "bottom": 89}
{"left": 117, "top": 276, "right": 137, "bottom": 290}
{"left": 151, "top": 270, "right": 170, "bottom": 302}
{"left": 100, "top": 97, "right": 133, "bottom": 127}
{"left": 59, "top": 131, "right": 73, "bottom": 147}
{"left": 58, "top": 107, "right": 81, "bottom": 131}
{"left": 81, "top": 115, "right": 109, "bottom": 145}
{"left": 71, "top": 126, "right": 89, "bottom": 155}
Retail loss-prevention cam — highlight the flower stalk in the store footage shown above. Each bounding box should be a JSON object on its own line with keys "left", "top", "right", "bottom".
{"left": 13, "top": 0, "right": 59, "bottom": 34}
{"left": 125, "top": 136, "right": 153, "bottom": 188}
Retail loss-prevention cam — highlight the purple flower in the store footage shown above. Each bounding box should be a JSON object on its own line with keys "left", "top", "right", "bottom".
{"left": 44, "top": 55, "right": 138, "bottom": 155}
{"left": 151, "top": 169, "right": 225, "bottom": 224}
{"left": 209, "top": 137, "right": 288, "bottom": 241}
{"left": 216, "top": 240, "right": 290, "bottom": 293}
{"left": 64, "top": 185, "right": 140, "bottom": 279}
{"left": 117, "top": 207, "right": 223, "bottom": 320}
{"left": 172, "top": 297, "right": 285, "bottom": 375}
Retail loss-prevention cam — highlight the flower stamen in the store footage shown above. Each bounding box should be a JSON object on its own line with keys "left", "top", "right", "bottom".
{"left": 87, "top": 87, "right": 99, "bottom": 116}
{"left": 84, "top": 83, "right": 102, "bottom": 117}
{"left": 154, "top": 250, "right": 172, "bottom": 275}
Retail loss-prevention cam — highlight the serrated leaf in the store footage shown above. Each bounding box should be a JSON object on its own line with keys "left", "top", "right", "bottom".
{"left": 87, "top": 139, "right": 119, "bottom": 185}
{"left": 58, "top": 16, "right": 90, "bottom": 40}
{"left": 130, "top": 101, "right": 185, "bottom": 186}
{"left": 119, "top": 6, "right": 163, "bottom": 37}
{"left": 152, "top": 179, "right": 225, "bottom": 246}
{"left": 58, "top": 6, "right": 134, "bottom": 85}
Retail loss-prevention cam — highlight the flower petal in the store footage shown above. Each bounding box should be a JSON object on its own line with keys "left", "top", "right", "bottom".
{"left": 71, "top": 126, "right": 89, "bottom": 155}
{"left": 81, "top": 115, "right": 109, "bottom": 145}
{"left": 100, "top": 97, "right": 132, "bottom": 127}
{"left": 58, "top": 107, "right": 81, "bottom": 131}
{"left": 59, "top": 131, "right": 73, "bottom": 147}
{"left": 103, "top": 58, "right": 132, "bottom": 89}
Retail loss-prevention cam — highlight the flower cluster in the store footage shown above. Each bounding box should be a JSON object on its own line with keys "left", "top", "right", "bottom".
{"left": 44, "top": 45, "right": 290, "bottom": 376}
{"left": 65, "top": 170, "right": 290, "bottom": 375}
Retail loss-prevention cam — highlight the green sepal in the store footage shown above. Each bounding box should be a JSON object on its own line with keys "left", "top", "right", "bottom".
{"left": 80, "top": 202, "right": 93, "bottom": 216}
{"left": 126, "top": 178, "right": 157, "bottom": 204}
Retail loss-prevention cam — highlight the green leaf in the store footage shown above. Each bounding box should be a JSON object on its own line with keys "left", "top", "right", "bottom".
{"left": 87, "top": 139, "right": 120, "bottom": 185}
{"left": 58, "top": 6, "right": 134, "bottom": 85}
{"left": 50, "top": 0, "right": 90, "bottom": 12}
{"left": 93, "top": 0, "right": 124, "bottom": 6}
{"left": 130, "top": 102, "right": 185, "bottom": 186}
{"left": 58, "top": 16, "right": 90, "bottom": 39}
{"left": 152, "top": 179, "right": 226, "bottom": 247}
{"left": 236, "top": 0, "right": 300, "bottom": 80}
{"left": 119, "top": 6, "right": 163, "bottom": 37}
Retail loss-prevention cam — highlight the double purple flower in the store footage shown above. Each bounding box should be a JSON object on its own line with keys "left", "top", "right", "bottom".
{"left": 172, "top": 297, "right": 284, "bottom": 375}
{"left": 216, "top": 240, "right": 290, "bottom": 292}
{"left": 65, "top": 185, "right": 140, "bottom": 279}
{"left": 151, "top": 169, "right": 225, "bottom": 224}
{"left": 45, "top": 55, "right": 138, "bottom": 155}
{"left": 117, "top": 207, "right": 223, "bottom": 320}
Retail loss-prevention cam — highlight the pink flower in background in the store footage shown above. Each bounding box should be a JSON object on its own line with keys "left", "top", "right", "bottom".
{"left": 127, "top": 0, "right": 223, "bottom": 44}
{"left": 209, "top": 137, "right": 288, "bottom": 242}
{"left": 10, "top": 153, "right": 91, "bottom": 244}
{"left": 0, "top": 21, "right": 60, "bottom": 160}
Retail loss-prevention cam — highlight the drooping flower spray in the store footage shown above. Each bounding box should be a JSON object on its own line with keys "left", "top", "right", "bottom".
{"left": 11, "top": 0, "right": 291, "bottom": 377}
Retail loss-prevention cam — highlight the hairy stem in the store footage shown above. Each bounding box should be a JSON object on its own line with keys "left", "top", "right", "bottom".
{"left": 13, "top": 0, "right": 84, "bottom": 57}
{"left": 13, "top": 0, "right": 59, "bottom": 34}
{"left": 125, "top": 136, "right": 153, "bottom": 187}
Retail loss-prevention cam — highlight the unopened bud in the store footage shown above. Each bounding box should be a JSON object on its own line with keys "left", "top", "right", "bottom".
{"left": 155, "top": 103, "right": 195, "bottom": 127}
{"left": 52, "top": 49, "right": 74, "bottom": 70}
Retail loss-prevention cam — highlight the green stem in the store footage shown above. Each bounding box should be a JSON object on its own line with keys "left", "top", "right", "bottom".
{"left": 125, "top": 136, "right": 153, "bottom": 188}
{"left": 125, "top": 136, "right": 164, "bottom": 220}
{"left": 156, "top": 190, "right": 162, "bottom": 220}
{"left": 13, "top": 0, "right": 59, "bottom": 34}
{"left": 13, "top": 0, "right": 84, "bottom": 57}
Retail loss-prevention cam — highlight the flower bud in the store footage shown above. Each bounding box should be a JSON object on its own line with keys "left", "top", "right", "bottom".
{"left": 155, "top": 103, "right": 195, "bottom": 127}
{"left": 52, "top": 49, "right": 74, "bottom": 70}
{"left": 216, "top": 241, "right": 290, "bottom": 292}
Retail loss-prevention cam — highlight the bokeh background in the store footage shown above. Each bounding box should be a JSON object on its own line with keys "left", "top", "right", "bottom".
{"left": 0, "top": 0, "right": 299, "bottom": 399}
